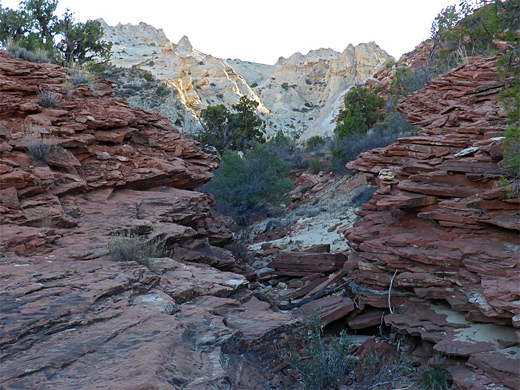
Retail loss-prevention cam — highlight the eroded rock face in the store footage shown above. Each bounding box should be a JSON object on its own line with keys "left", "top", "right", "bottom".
{"left": 0, "top": 51, "right": 296, "bottom": 389}
{"left": 101, "top": 21, "right": 391, "bottom": 139}
{"left": 346, "top": 55, "right": 519, "bottom": 388}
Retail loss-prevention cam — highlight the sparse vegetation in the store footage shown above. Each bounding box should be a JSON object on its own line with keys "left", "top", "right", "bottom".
{"left": 155, "top": 83, "right": 169, "bottom": 96}
{"left": 285, "top": 312, "right": 409, "bottom": 390}
{"left": 108, "top": 233, "right": 165, "bottom": 267}
{"left": 390, "top": 66, "right": 439, "bottom": 101}
{"left": 61, "top": 80, "right": 74, "bottom": 96}
{"left": 37, "top": 89, "right": 61, "bottom": 108}
{"left": 428, "top": 0, "right": 520, "bottom": 71}
{"left": 68, "top": 68, "right": 92, "bottom": 86}
{"left": 25, "top": 135, "right": 56, "bottom": 165}
{"left": 309, "top": 157, "right": 321, "bottom": 173}
{"left": 269, "top": 131, "right": 309, "bottom": 170}
{"left": 498, "top": 44, "right": 520, "bottom": 196}
{"left": 332, "top": 111, "right": 414, "bottom": 174}
{"left": 142, "top": 72, "right": 153, "bottom": 82}
{"left": 418, "top": 367, "right": 451, "bottom": 390}
{"left": 385, "top": 59, "right": 395, "bottom": 68}
{"left": 306, "top": 135, "right": 326, "bottom": 149}
{"left": 5, "top": 38, "right": 50, "bottom": 62}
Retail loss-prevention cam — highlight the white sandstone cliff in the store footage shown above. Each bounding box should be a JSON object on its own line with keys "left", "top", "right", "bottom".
{"left": 101, "top": 20, "right": 392, "bottom": 140}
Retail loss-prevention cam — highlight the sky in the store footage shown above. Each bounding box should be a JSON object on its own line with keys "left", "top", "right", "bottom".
{"left": 1, "top": 0, "right": 460, "bottom": 65}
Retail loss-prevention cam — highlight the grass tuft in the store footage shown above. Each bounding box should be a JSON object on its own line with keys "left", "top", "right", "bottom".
{"left": 38, "top": 90, "right": 61, "bottom": 108}
{"left": 419, "top": 367, "right": 452, "bottom": 390}
{"left": 107, "top": 233, "right": 166, "bottom": 267}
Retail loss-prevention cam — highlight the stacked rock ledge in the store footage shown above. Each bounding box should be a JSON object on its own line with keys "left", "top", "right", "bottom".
{"left": 346, "top": 55, "right": 519, "bottom": 389}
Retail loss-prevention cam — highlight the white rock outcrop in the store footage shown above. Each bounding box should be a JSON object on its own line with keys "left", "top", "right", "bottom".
{"left": 101, "top": 21, "right": 392, "bottom": 140}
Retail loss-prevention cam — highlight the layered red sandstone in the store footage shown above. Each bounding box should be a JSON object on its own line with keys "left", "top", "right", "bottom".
{"left": 346, "top": 56, "right": 519, "bottom": 389}
{"left": 0, "top": 52, "right": 295, "bottom": 389}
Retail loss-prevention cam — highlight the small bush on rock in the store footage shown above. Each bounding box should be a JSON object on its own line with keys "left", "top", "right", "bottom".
{"left": 24, "top": 133, "right": 57, "bottom": 165}
{"left": 38, "top": 89, "right": 61, "bottom": 108}
{"left": 68, "top": 68, "right": 92, "bottom": 86}
{"left": 306, "top": 135, "right": 326, "bottom": 149}
{"left": 142, "top": 72, "right": 153, "bottom": 81}
{"left": 6, "top": 41, "right": 50, "bottom": 63}
{"left": 286, "top": 313, "right": 354, "bottom": 390}
{"left": 309, "top": 157, "right": 321, "bottom": 173}
{"left": 108, "top": 233, "right": 165, "bottom": 267}
{"left": 25, "top": 136, "right": 56, "bottom": 165}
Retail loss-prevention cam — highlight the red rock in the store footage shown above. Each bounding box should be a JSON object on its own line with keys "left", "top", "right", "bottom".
{"left": 345, "top": 55, "right": 519, "bottom": 389}
{"left": 298, "top": 295, "right": 355, "bottom": 325}
{"left": 268, "top": 251, "right": 347, "bottom": 276}
{"left": 0, "top": 51, "right": 295, "bottom": 389}
{"left": 347, "top": 309, "right": 385, "bottom": 330}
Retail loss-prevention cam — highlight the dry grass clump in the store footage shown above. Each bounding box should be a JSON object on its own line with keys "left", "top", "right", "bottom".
{"left": 68, "top": 67, "right": 93, "bottom": 86}
{"left": 107, "top": 233, "right": 166, "bottom": 267}
{"left": 38, "top": 89, "right": 61, "bottom": 108}
{"left": 24, "top": 132, "right": 56, "bottom": 165}
{"left": 6, "top": 38, "right": 50, "bottom": 63}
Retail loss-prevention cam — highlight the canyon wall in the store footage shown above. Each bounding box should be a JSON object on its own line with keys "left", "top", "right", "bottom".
{"left": 346, "top": 55, "right": 519, "bottom": 389}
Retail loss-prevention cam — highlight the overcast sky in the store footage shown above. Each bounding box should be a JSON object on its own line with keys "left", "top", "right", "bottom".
{"left": 2, "top": 0, "right": 459, "bottom": 64}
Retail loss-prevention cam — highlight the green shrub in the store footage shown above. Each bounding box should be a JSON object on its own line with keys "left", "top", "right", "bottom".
{"left": 155, "top": 83, "right": 169, "bottom": 96}
{"left": 498, "top": 42, "right": 520, "bottom": 196}
{"left": 142, "top": 72, "right": 153, "bottom": 81}
{"left": 204, "top": 143, "right": 293, "bottom": 225}
{"left": 108, "top": 233, "right": 165, "bottom": 267}
{"left": 250, "top": 81, "right": 258, "bottom": 88}
{"left": 269, "top": 131, "right": 309, "bottom": 170}
{"left": 430, "top": 0, "right": 520, "bottom": 64}
{"left": 309, "top": 157, "right": 321, "bottom": 173}
{"left": 419, "top": 368, "right": 451, "bottom": 390}
{"left": 196, "top": 96, "right": 265, "bottom": 153}
{"left": 335, "top": 87, "right": 385, "bottom": 141}
{"left": 286, "top": 313, "right": 354, "bottom": 390}
{"left": 332, "top": 111, "right": 414, "bottom": 174}
{"left": 390, "top": 66, "right": 438, "bottom": 101}
{"left": 38, "top": 89, "right": 61, "bottom": 108}
{"left": 385, "top": 59, "right": 395, "bottom": 68}
{"left": 306, "top": 135, "right": 326, "bottom": 149}
{"left": 86, "top": 61, "right": 109, "bottom": 76}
